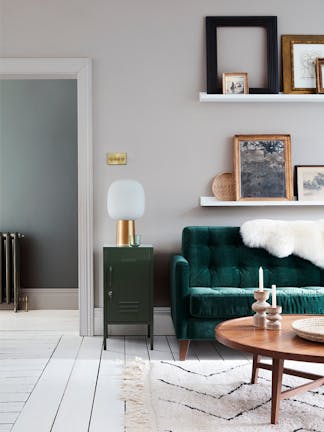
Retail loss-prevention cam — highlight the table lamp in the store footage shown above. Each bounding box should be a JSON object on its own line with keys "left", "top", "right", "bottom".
{"left": 107, "top": 179, "right": 145, "bottom": 246}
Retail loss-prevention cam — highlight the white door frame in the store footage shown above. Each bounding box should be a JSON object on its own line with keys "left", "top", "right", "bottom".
{"left": 0, "top": 58, "right": 94, "bottom": 335}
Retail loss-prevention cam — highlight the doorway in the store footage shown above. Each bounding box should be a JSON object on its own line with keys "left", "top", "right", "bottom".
{"left": 0, "top": 58, "right": 93, "bottom": 335}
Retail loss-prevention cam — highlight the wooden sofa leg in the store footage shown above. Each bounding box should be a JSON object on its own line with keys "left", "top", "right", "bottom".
{"left": 179, "top": 340, "right": 190, "bottom": 361}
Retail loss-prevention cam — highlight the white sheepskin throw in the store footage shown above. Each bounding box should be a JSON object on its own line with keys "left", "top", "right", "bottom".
{"left": 240, "top": 219, "right": 324, "bottom": 268}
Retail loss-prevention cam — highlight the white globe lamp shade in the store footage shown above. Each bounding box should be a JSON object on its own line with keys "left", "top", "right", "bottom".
{"left": 107, "top": 180, "right": 145, "bottom": 246}
{"left": 107, "top": 179, "right": 145, "bottom": 220}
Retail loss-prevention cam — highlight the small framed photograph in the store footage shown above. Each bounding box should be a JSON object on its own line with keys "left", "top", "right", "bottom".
{"left": 222, "top": 73, "right": 248, "bottom": 94}
{"left": 282, "top": 35, "right": 324, "bottom": 94}
{"left": 316, "top": 58, "right": 324, "bottom": 93}
{"left": 296, "top": 165, "right": 324, "bottom": 201}
{"left": 234, "top": 134, "right": 293, "bottom": 201}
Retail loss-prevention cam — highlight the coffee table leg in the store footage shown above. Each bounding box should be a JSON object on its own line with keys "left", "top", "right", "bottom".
{"left": 251, "top": 354, "right": 260, "bottom": 384}
{"left": 271, "top": 358, "right": 284, "bottom": 424}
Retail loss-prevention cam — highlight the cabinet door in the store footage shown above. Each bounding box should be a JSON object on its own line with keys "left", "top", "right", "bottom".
{"left": 104, "top": 248, "right": 153, "bottom": 323}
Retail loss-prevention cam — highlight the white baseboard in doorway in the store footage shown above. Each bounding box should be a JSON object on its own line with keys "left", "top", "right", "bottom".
{"left": 20, "top": 288, "right": 78, "bottom": 310}
{"left": 94, "top": 307, "right": 175, "bottom": 336}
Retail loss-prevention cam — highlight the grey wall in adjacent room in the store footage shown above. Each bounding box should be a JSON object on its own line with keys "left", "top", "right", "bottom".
{"left": 1, "top": 0, "right": 323, "bottom": 305}
{"left": 0, "top": 80, "right": 78, "bottom": 288}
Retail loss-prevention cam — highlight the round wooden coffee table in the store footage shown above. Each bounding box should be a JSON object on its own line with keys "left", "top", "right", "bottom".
{"left": 215, "top": 315, "right": 324, "bottom": 425}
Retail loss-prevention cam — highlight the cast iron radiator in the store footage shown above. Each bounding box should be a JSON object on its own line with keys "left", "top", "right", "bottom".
{"left": 0, "top": 233, "right": 23, "bottom": 312}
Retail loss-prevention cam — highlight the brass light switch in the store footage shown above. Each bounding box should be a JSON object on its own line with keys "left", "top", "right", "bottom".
{"left": 107, "top": 152, "right": 127, "bottom": 165}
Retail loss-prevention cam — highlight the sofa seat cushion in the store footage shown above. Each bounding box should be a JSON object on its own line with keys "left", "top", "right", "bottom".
{"left": 189, "top": 286, "right": 324, "bottom": 319}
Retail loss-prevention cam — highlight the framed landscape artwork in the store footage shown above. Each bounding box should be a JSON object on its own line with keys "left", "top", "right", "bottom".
{"left": 296, "top": 165, "right": 324, "bottom": 201}
{"left": 282, "top": 35, "right": 324, "bottom": 93}
{"left": 233, "top": 134, "right": 293, "bottom": 201}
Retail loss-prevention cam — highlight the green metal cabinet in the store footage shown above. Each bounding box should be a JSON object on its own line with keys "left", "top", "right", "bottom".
{"left": 103, "top": 246, "right": 154, "bottom": 350}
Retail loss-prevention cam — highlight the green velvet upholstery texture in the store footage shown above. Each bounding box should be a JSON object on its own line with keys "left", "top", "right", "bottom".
{"left": 170, "top": 226, "right": 324, "bottom": 342}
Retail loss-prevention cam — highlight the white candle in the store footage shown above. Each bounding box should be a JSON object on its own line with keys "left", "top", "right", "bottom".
{"left": 272, "top": 284, "right": 277, "bottom": 307}
{"left": 258, "top": 267, "right": 264, "bottom": 291}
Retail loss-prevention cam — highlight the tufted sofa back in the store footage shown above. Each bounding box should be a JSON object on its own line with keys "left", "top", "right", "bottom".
{"left": 182, "top": 226, "right": 324, "bottom": 288}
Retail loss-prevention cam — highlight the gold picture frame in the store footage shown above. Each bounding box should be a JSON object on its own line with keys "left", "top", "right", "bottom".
{"left": 282, "top": 35, "right": 324, "bottom": 94}
{"left": 222, "top": 73, "right": 249, "bottom": 95}
{"left": 316, "top": 58, "right": 324, "bottom": 93}
{"left": 234, "top": 134, "right": 293, "bottom": 201}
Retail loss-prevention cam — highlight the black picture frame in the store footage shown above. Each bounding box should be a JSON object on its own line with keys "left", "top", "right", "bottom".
{"left": 206, "top": 16, "right": 278, "bottom": 94}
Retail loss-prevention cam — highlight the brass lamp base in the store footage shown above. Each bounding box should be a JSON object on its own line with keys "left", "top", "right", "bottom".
{"left": 116, "top": 220, "right": 135, "bottom": 246}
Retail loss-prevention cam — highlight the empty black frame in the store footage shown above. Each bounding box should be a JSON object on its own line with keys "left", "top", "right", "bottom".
{"left": 206, "top": 16, "right": 278, "bottom": 94}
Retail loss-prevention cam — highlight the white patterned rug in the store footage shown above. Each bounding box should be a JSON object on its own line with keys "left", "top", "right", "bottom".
{"left": 121, "top": 359, "right": 324, "bottom": 432}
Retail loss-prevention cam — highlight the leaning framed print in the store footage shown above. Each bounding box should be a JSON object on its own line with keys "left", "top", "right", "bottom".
{"left": 296, "top": 165, "right": 324, "bottom": 201}
{"left": 233, "top": 134, "right": 293, "bottom": 201}
{"left": 206, "top": 16, "right": 278, "bottom": 94}
{"left": 316, "top": 58, "right": 324, "bottom": 93}
{"left": 282, "top": 35, "right": 324, "bottom": 94}
{"left": 222, "top": 72, "right": 249, "bottom": 94}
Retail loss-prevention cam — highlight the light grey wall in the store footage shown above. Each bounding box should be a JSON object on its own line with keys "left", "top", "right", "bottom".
{"left": 1, "top": 0, "right": 323, "bottom": 304}
{"left": 0, "top": 80, "right": 78, "bottom": 288}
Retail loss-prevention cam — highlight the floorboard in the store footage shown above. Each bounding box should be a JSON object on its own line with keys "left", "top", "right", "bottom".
{"left": 213, "top": 341, "right": 249, "bottom": 360}
{"left": 51, "top": 337, "right": 102, "bottom": 432}
{"left": 125, "top": 336, "right": 149, "bottom": 361}
{"left": 0, "top": 403, "right": 24, "bottom": 413}
{"left": 0, "top": 394, "right": 29, "bottom": 404}
{"left": 103, "top": 336, "right": 125, "bottom": 361}
{"left": 11, "top": 335, "right": 82, "bottom": 432}
{"left": 0, "top": 311, "right": 78, "bottom": 333}
{"left": 148, "top": 336, "right": 174, "bottom": 361}
{"left": 0, "top": 333, "right": 60, "bottom": 431}
{"left": 191, "top": 340, "right": 223, "bottom": 360}
{"left": 0, "top": 414, "right": 17, "bottom": 424}
{"left": 89, "top": 360, "right": 124, "bottom": 432}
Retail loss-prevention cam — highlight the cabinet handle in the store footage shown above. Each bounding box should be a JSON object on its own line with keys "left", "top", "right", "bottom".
{"left": 108, "top": 266, "right": 113, "bottom": 299}
{"left": 109, "top": 265, "right": 112, "bottom": 288}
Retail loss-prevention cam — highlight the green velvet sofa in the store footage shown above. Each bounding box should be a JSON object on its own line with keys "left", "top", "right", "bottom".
{"left": 170, "top": 226, "right": 324, "bottom": 360}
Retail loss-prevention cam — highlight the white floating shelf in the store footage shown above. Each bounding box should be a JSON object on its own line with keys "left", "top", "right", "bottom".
{"left": 199, "top": 92, "right": 324, "bottom": 103}
{"left": 200, "top": 197, "right": 324, "bottom": 207}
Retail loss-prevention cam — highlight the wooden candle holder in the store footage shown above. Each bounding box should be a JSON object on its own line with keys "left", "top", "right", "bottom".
{"left": 266, "top": 306, "right": 282, "bottom": 330}
{"left": 252, "top": 290, "right": 270, "bottom": 328}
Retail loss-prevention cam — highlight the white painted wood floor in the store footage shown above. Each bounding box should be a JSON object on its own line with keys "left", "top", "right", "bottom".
{"left": 0, "top": 311, "right": 248, "bottom": 432}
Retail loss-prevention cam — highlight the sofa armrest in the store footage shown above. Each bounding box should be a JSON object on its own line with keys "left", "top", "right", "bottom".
{"left": 170, "top": 255, "right": 190, "bottom": 339}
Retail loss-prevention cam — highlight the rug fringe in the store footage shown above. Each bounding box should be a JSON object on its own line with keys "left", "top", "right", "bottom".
{"left": 121, "top": 358, "right": 157, "bottom": 432}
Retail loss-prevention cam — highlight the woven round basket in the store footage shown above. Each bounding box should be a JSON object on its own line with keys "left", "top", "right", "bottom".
{"left": 292, "top": 317, "right": 324, "bottom": 343}
{"left": 211, "top": 173, "right": 235, "bottom": 201}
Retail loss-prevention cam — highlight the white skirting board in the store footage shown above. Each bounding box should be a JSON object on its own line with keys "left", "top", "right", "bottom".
{"left": 20, "top": 288, "right": 78, "bottom": 310}
{"left": 94, "top": 307, "right": 175, "bottom": 336}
